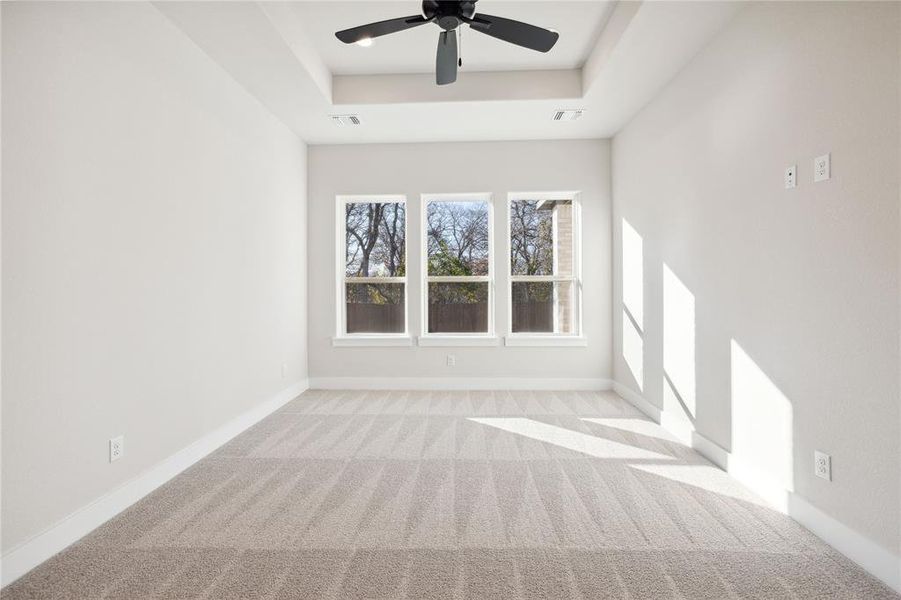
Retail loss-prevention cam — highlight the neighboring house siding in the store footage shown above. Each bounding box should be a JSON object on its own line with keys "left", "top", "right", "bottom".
{"left": 556, "top": 203, "right": 574, "bottom": 333}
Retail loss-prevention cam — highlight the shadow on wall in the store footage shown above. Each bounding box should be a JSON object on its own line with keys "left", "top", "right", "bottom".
{"left": 618, "top": 218, "right": 795, "bottom": 509}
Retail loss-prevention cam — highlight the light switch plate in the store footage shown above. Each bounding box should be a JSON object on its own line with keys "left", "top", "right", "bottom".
{"left": 784, "top": 165, "right": 797, "bottom": 189}
{"left": 814, "top": 153, "right": 830, "bottom": 182}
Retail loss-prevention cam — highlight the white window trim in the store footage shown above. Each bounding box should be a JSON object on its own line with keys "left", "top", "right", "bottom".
{"left": 505, "top": 191, "right": 583, "bottom": 347}
{"left": 333, "top": 335, "right": 413, "bottom": 347}
{"left": 335, "top": 194, "right": 408, "bottom": 344}
{"left": 418, "top": 335, "right": 500, "bottom": 347}
{"left": 504, "top": 335, "right": 587, "bottom": 347}
{"left": 420, "top": 192, "right": 495, "bottom": 345}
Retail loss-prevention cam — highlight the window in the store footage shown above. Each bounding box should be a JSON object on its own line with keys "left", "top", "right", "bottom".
{"left": 508, "top": 194, "right": 581, "bottom": 336}
{"left": 422, "top": 194, "right": 493, "bottom": 336}
{"left": 338, "top": 196, "right": 406, "bottom": 337}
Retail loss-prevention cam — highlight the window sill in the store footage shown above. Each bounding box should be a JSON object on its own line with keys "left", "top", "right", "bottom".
{"left": 332, "top": 336, "right": 413, "bottom": 347}
{"left": 504, "top": 335, "right": 587, "bottom": 347}
{"left": 418, "top": 336, "right": 500, "bottom": 347}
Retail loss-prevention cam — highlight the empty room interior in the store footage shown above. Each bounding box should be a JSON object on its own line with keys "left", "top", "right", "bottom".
{"left": 2, "top": 0, "right": 900, "bottom": 598}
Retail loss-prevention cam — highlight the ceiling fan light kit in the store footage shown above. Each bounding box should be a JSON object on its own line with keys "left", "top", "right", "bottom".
{"left": 335, "top": 0, "right": 559, "bottom": 86}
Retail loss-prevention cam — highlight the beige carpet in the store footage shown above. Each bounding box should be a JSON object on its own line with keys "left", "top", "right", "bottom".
{"left": 3, "top": 389, "right": 897, "bottom": 599}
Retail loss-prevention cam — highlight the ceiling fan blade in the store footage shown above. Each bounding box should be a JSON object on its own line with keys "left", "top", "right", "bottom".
{"left": 467, "top": 13, "right": 559, "bottom": 52}
{"left": 436, "top": 30, "right": 458, "bottom": 85}
{"left": 335, "top": 15, "right": 430, "bottom": 44}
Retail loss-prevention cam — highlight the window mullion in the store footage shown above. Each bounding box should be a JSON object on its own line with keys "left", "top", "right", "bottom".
{"left": 510, "top": 275, "right": 572, "bottom": 283}
{"left": 426, "top": 275, "right": 490, "bottom": 283}
{"left": 345, "top": 276, "right": 406, "bottom": 284}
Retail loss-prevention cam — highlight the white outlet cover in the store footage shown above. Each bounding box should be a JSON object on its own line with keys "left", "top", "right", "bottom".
{"left": 813, "top": 153, "right": 830, "bottom": 182}
{"left": 110, "top": 435, "right": 124, "bottom": 463}
{"left": 446, "top": 354, "right": 456, "bottom": 366}
{"left": 784, "top": 165, "right": 797, "bottom": 189}
{"left": 814, "top": 450, "right": 831, "bottom": 481}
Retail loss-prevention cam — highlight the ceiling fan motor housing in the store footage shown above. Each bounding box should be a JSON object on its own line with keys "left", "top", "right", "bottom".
{"left": 423, "top": 1, "right": 477, "bottom": 30}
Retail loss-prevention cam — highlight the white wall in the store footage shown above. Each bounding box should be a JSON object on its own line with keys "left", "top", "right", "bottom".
{"left": 308, "top": 140, "right": 611, "bottom": 385}
{"left": 613, "top": 0, "right": 899, "bottom": 563}
{"left": 1, "top": 2, "right": 307, "bottom": 554}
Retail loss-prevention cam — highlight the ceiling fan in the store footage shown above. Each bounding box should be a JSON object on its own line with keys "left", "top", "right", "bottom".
{"left": 335, "top": 1, "right": 559, "bottom": 86}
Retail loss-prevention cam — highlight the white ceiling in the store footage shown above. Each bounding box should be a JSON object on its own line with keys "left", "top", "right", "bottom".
{"left": 290, "top": 1, "right": 615, "bottom": 74}
{"left": 154, "top": 1, "right": 744, "bottom": 144}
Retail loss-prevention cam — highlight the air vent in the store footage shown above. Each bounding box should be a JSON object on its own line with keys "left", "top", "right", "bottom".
{"left": 330, "top": 114, "right": 361, "bottom": 126}
{"left": 552, "top": 109, "right": 584, "bottom": 122}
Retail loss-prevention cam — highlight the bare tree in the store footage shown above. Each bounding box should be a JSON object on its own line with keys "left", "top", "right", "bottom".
{"left": 375, "top": 203, "right": 405, "bottom": 277}
{"left": 427, "top": 202, "right": 489, "bottom": 275}
{"left": 510, "top": 200, "right": 553, "bottom": 276}
{"left": 345, "top": 202, "right": 406, "bottom": 305}
{"left": 346, "top": 203, "right": 385, "bottom": 276}
{"left": 346, "top": 202, "right": 406, "bottom": 276}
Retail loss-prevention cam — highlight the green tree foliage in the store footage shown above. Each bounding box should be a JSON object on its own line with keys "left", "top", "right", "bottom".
{"left": 426, "top": 202, "right": 490, "bottom": 304}
{"left": 428, "top": 240, "right": 471, "bottom": 277}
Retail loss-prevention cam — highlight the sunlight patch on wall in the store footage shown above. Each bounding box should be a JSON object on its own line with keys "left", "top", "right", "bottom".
{"left": 622, "top": 218, "right": 644, "bottom": 326}
{"left": 663, "top": 264, "right": 696, "bottom": 418}
{"left": 622, "top": 309, "right": 644, "bottom": 389}
{"left": 469, "top": 418, "right": 673, "bottom": 461}
{"left": 621, "top": 218, "right": 645, "bottom": 390}
{"left": 730, "top": 339, "right": 794, "bottom": 494}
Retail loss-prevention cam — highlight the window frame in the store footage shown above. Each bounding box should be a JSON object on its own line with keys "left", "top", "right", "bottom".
{"left": 419, "top": 192, "right": 497, "bottom": 345}
{"left": 334, "top": 194, "right": 411, "bottom": 345}
{"left": 505, "top": 191, "right": 584, "bottom": 346}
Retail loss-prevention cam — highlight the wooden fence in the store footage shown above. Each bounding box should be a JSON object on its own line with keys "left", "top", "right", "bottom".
{"left": 347, "top": 300, "right": 554, "bottom": 333}
{"left": 427, "top": 303, "right": 488, "bottom": 333}
{"left": 511, "top": 301, "right": 554, "bottom": 332}
{"left": 346, "top": 303, "right": 405, "bottom": 334}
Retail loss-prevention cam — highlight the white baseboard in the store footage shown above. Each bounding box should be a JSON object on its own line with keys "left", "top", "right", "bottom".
{"left": 658, "top": 410, "right": 694, "bottom": 446}
{"left": 787, "top": 494, "right": 900, "bottom": 593}
{"left": 611, "top": 382, "right": 901, "bottom": 594}
{"left": 0, "top": 379, "right": 309, "bottom": 588}
{"left": 612, "top": 382, "right": 660, "bottom": 420}
{"left": 309, "top": 377, "right": 613, "bottom": 391}
{"left": 689, "top": 430, "right": 729, "bottom": 471}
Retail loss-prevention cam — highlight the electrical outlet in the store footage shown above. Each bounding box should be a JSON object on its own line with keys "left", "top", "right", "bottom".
{"left": 813, "top": 153, "right": 830, "bottom": 182}
{"left": 784, "top": 165, "right": 797, "bottom": 189}
{"left": 446, "top": 354, "right": 456, "bottom": 367}
{"left": 814, "top": 450, "right": 831, "bottom": 481}
{"left": 109, "top": 435, "right": 124, "bottom": 463}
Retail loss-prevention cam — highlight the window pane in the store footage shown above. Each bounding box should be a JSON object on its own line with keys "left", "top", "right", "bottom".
{"left": 346, "top": 283, "right": 404, "bottom": 334}
{"left": 510, "top": 199, "right": 573, "bottom": 277}
{"left": 345, "top": 202, "right": 405, "bottom": 277}
{"left": 511, "top": 281, "right": 574, "bottom": 334}
{"left": 428, "top": 282, "right": 489, "bottom": 333}
{"left": 427, "top": 201, "right": 489, "bottom": 276}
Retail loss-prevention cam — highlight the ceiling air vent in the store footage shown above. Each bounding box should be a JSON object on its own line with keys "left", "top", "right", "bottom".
{"left": 552, "top": 109, "right": 584, "bottom": 122}
{"left": 330, "top": 114, "right": 361, "bottom": 126}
